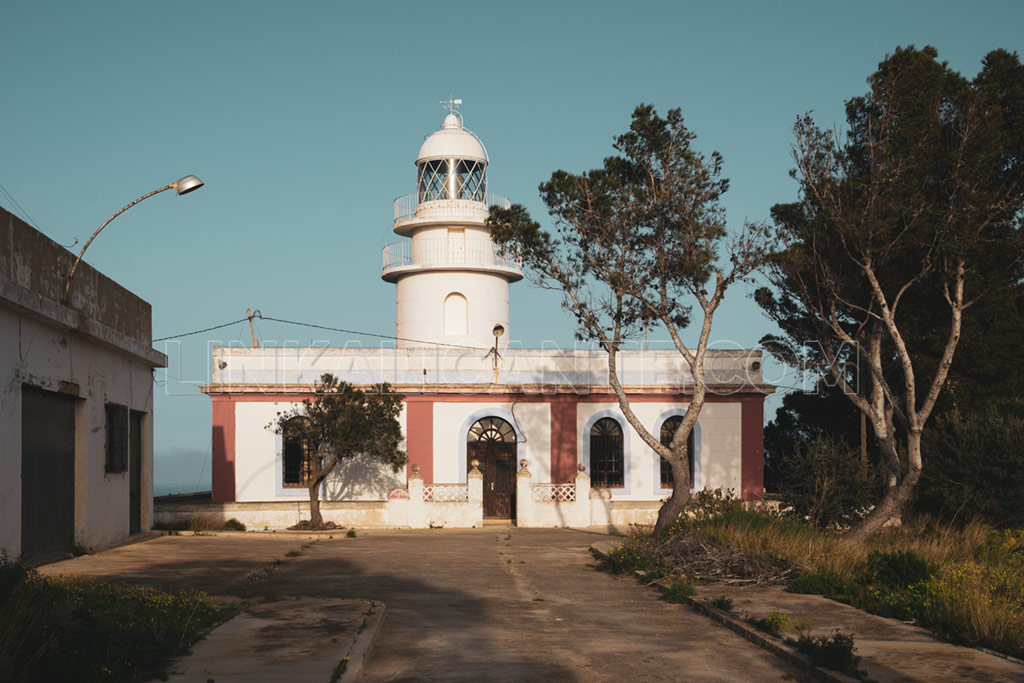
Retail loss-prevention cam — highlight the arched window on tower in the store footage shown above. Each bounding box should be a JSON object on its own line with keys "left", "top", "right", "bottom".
{"left": 282, "top": 417, "right": 314, "bottom": 487}
{"left": 659, "top": 415, "right": 695, "bottom": 488}
{"left": 590, "top": 417, "right": 624, "bottom": 488}
{"left": 444, "top": 292, "right": 468, "bottom": 336}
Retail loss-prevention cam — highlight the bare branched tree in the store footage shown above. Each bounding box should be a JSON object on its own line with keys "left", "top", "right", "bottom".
{"left": 490, "top": 105, "right": 772, "bottom": 536}
{"left": 758, "top": 47, "right": 1024, "bottom": 542}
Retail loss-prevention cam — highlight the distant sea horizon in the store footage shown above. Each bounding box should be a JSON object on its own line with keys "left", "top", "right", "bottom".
{"left": 154, "top": 482, "right": 209, "bottom": 498}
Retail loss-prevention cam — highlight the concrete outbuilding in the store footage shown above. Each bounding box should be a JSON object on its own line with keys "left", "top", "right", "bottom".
{"left": 0, "top": 207, "right": 166, "bottom": 562}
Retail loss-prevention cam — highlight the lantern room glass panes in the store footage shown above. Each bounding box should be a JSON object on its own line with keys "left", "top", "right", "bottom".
{"left": 418, "top": 159, "right": 487, "bottom": 202}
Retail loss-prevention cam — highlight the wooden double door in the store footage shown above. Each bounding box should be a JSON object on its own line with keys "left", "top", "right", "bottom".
{"left": 468, "top": 440, "right": 516, "bottom": 519}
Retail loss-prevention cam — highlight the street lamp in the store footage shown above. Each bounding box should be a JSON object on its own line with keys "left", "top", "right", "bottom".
{"left": 62, "top": 175, "right": 204, "bottom": 304}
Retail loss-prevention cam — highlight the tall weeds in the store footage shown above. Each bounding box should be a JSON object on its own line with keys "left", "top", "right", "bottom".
{"left": 636, "top": 497, "right": 1024, "bottom": 659}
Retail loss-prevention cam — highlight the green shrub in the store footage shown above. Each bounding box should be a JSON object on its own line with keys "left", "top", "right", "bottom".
{"left": 0, "top": 558, "right": 232, "bottom": 683}
{"left": 921, "top": 558, "right": 1024, "bottom": 658}
{"left": 683, "top": 487, "right": 744, "bottom": 522}
{"left": 662, "top": 579, "right": 695, "bottom": 604}
{"left": 918, "top": 398, "right": 1024, "bottom": 527}
{"left": 222, "top": 518, "right": 247, "bottom": 531}
{"left": 788, "top": 630, "right": 864, "bottom": 678}
{"left": 712, "top": 593, "right": 734, "bottom": 612}
{"left": 749, "top": 611, "right": 808, "bottom": 637}
{"left": 592, "top": 539, "right": 656, "bottom": 575}
{"left": 865, "top": 550, "right": 933, "bottom": 589}
{"left": 346, "top": 529, "right": 357, "bottom": 538}
{"left": 788, "top": 570, "right": 859, "bottom": 600}
{"left": 776, "top": 434, "right": 879, "bottom": 529}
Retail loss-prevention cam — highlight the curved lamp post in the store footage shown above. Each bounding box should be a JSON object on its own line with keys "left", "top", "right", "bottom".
{"left": 62, "top": 175, "right": 204, "bottom": 304}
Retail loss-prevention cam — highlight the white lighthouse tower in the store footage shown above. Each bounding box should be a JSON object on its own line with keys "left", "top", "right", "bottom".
{"left": 382, "top": 102, "right": 521, "bottom": 348}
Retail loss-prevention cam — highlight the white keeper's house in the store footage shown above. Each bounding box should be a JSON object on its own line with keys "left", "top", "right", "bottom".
{"left": 186, "top": 106, "right": 772, "bottom": 530}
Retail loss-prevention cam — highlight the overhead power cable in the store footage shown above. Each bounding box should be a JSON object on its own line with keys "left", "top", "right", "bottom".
{"left": 258, "top": 314, "right": 484, "bottom": 350}
{"left": 0, "top": 181, "right": 41, "bottom": 230}
{"left": 153, "top": 312, "right": 486, "bottom": 350}
{"left": 153, "top": 317, "right": 251, "bottom": 342}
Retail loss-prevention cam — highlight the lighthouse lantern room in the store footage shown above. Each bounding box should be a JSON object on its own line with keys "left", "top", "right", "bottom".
{"left": 382, "top": 101, "right": 522, "bottom": 349}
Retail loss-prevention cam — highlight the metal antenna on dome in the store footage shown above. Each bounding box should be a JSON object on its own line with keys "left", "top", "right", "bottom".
{"left": 440, "top": 96, "right": 463, "bottom": 114}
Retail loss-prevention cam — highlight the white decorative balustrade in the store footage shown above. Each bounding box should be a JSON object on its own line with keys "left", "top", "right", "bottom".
{"left": 393, "top": 192, "right": 510, "bottom": 224}
{"left": 532, "top": 483, "right": 577, "bottom": 503}
{"left": 382, "top": 238, "right": 521, "bottom": 273}
{"left": 422, "top": 484, "right": 469, "bottom": 503}
{"left": 516, "top": 463, "right": 592, "bottom": 527}
{"left": 398, "top": 471, "right": 483, "bottom": 528}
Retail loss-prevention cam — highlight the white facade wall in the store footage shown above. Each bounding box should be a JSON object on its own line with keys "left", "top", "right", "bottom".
{"left": 575, "top": 401, "right": 742, "bottom": 501}
{"left": 208, "top": 346, "right": 764, "bottom": 511}
{"left": 431, "top": 402, "right": 551, "bottom": 483}
{"left": 232, "top": 401, "right": 406, "bottom": 503}
{"left": 223, "top": 393, "right": 744, "bottom": 506}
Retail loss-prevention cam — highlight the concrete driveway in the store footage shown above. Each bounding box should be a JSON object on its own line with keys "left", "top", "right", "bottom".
{"left": 44, "top": 527, "right": 803, "bottom": 682}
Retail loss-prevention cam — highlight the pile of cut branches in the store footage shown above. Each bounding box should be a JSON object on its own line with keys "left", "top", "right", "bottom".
{"left": 650, "top": 535, "right": 795, "bottom": 586}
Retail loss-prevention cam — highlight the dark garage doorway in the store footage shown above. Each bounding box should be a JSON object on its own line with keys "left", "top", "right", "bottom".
{"left": 21, "top": 385, "right": 76, "bottom": 562}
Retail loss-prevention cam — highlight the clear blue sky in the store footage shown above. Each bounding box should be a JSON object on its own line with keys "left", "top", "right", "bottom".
{"left": 3, "top": 1, "right": 1021, "bottom": 495}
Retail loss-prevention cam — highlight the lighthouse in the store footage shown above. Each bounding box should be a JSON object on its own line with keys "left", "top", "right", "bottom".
{"left": 382, "top": 102, "right": 522, "bottom": 349}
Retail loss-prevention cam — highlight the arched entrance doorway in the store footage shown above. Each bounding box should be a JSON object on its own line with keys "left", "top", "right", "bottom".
{"left": 467, "top": 416, "right": 517, "bottom": 519}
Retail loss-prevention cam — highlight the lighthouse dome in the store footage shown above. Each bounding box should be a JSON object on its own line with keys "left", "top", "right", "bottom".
{"left": 417, "top": 112, "right": 488, "bottom": 164}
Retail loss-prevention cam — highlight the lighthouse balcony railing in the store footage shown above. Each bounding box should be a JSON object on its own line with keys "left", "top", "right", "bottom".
{"left": 393, "top": 192, "right": 511, "bottom": 224}
{"left": 382, "top": 238, "right": 522, "bottom": 273}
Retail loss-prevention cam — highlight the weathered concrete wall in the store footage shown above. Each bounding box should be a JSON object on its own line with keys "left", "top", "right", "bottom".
{"left": 0, "top": 207, "right": 153, "bottom": 345}
{"left": 153, "top": 500, "right": 393, "bottom": 530}
{"left": 0, "top": 207, "right": 165, "bottom": 558}
{"left": 0, "top": 305, "right": 160, "bottom": 554}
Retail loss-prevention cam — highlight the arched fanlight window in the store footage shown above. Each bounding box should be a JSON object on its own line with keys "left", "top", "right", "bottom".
{"left": 468, "top": 416, "right": 516, "bottom": 443}
{"left": 659, "top": 415, "right": 695, "bottom": 488}
{"left": 590, "top": 417, "right": 624, "bottom": 488}
{"left": 283, "top": 417, "right": 314, "bottom": 487}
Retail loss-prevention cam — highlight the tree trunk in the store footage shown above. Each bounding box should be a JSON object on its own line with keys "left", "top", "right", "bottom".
{"left": 845, "top": 433, "right": 922, "bottom": 544}
{"left": 308, "top": 480, "right": 324, "bottom": 528}
{"left": 653, "top": 477, "right": 690, "bottom": 536}
{"left": 652, "top": 440, "right": 693, "bottom": 536}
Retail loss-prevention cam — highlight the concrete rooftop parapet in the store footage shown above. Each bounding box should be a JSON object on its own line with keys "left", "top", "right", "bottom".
{"left": 201, "top": 347, "right": 770, "bottom": 395}
{"left": 0, "top": 207, "right": 165, "bottom": 366}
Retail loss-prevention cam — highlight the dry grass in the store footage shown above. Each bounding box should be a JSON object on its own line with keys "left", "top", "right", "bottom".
{"left": 667, "top": 509, "right": 1019, "bottom": 659}
{"left": 679, "top": 510, "right": 996, "bottom": 579}
{"left": 187, "top": 514, "right": 224, "bottom": 532}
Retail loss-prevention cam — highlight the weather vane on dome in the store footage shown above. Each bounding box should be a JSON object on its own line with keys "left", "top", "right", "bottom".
{"left": 440, "top": 96, "right": 463, "bottom": 114}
